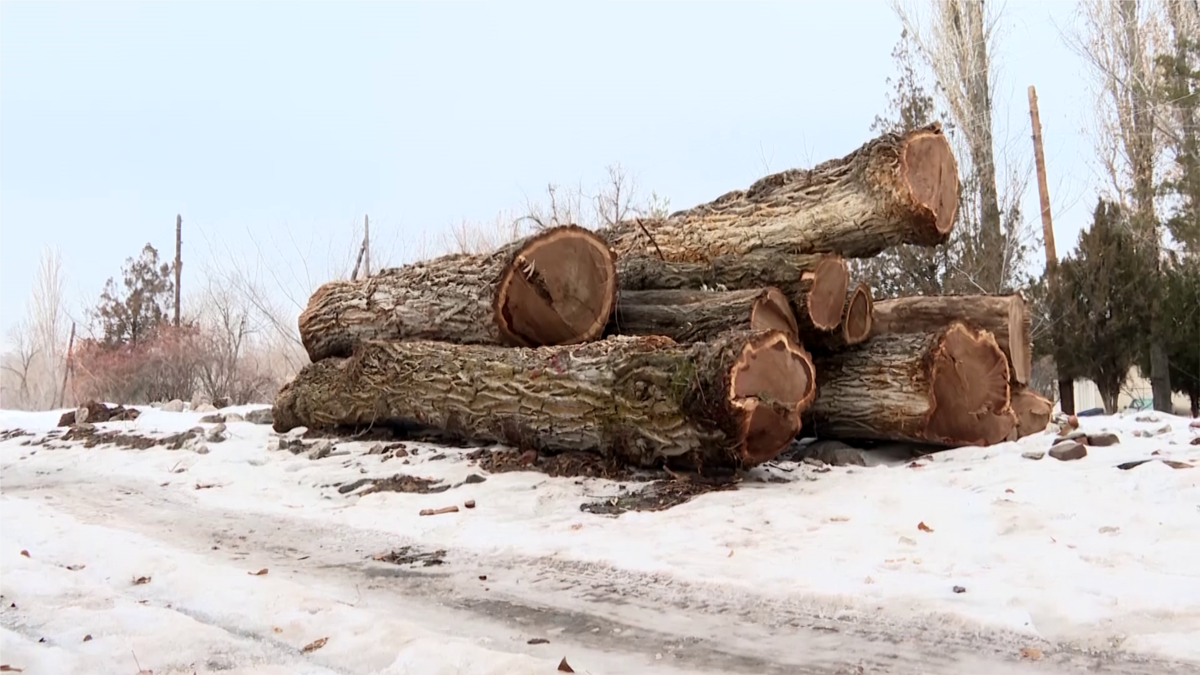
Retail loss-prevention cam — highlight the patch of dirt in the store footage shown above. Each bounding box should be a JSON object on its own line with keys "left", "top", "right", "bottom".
{"left": 358, "top": 473, "right": 449, "bottom": 496}
{"left": 370, "top": 546, "right": 447, "bottom": 567}
{"left": 1117, "top": 458, "right": 1194, "bottom": 470}
{"left": 368, "top": 442, "right": 409, "bottom": 461}
{"left": 580, "top": 476, "right": 740, "bottom": 516}
{"left": 59, "top": 424, "right": 199, "bottom": 451}
{"left": 0, "top": 429, "right": 33, "bottom": 443}
{"left": 467, "top": 448, "right": 658, "bottom": 482}
{"left": 299, "top": 423, "right": 492, "bottom": 447}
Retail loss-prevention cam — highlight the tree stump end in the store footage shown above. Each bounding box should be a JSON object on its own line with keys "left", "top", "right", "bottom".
{"left": 804, "top": 255, "right": 850, "bottom": 331}
{"left": 494, "top": 226, "right": 618, "bottom": 347}
{"left": 925, "top": 322, "right": 1016, "bottom": 446}
{"left": 903, "top": 129, "right": 960, "bottom": 238}
{"left": 729, "top": 332, "right": 816, "bottom": 464}
{"left": 841, "top": 283, "right": 874, "bottom": 346}
{"left": 749, "top": 287, "right": 800, "bottom": 342}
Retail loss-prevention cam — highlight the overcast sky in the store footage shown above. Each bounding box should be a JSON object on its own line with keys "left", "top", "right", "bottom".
{"left": 1, "top": 1, "right": 1102, "bottom": 342}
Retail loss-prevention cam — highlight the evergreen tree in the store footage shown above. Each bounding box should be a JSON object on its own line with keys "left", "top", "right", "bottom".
{"left": 1157, "top": 2, "right": 1200, "bottom": 254}
{"left": 94, "top": 243, "right": 176, "bottom": 348}
{"left": 1158, "top": 255, "right": 1200, "bottom": 414}
{"left": 1052, "top": 199, "right": 1156, "bottom": 413}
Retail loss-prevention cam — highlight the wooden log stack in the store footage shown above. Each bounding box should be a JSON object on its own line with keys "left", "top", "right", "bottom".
{"left": 274, "top": 122, "right": 1043, "bottom": 474}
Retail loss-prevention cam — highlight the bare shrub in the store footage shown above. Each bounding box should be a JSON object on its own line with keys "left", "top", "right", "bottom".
{"left": 72, "top": 325, "right": 205, "bottom": 405}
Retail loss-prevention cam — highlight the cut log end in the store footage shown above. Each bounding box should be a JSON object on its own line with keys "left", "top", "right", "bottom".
{"left": 903, "top": 131, "right": 959, "bottom": 237}
{"left": 494, "top": 226, "right": 618, "bottom": 347}
{"left": 841, "top": 283, "right": 874, "bottom": 345}
{"left": 1012, "top": 386, "right": 1053, "bottom": 439}
{"left": 925, "top": 323, "right": 1016, "bottom": 446}
{"left": 729, "top": 332, "right": 816, "bottom": 464}
{"left": 749, "top": 288, "right": 800, "bottom": 341}
{"left": 804, "top": 255, "right": 850, "bottom": 331}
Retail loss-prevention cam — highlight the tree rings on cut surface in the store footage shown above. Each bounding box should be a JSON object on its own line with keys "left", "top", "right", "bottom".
{"left": 841, "top": 283, "right": 874, "bottom": 346}
{"left": 494, "top": 225, "right": 618, "bottom": 347}
{"left": 748, "top": 288, "right": 799, "bottom": 341}
{"left": 1010, "top": 385, "right": 1052, "bottom": 439}
{"left": 869, "top": 294, "right": 1031, "bottom": 385}
{"left": 729, "top": 332, "right": 816, "bottom": 464}
{"left": 902, "top": 127, "right": 960, "bottom": 238}
{"left": 925, "top": 323, "right": 1015, "bottom": 446}
{"left": 802, "top": 255, "right": 850, "bottom": 331}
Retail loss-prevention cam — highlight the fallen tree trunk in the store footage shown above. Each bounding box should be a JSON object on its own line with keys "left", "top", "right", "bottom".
{"left": 274, "top": 330, "right": 817, "bottom": 470}
{"left": 602, "top": 123, "right": 959, "bottom": 261}
{"left": 607, "top": 287, "right": 799, "bottom": 343}
{"left": 616, "top": 252, "right": 849, "bottom": 335}
{"left": 1011, "top": 385, "right": 1052, "bottom": 439}
{"left": 298, "top": 225, "right": 618, "bottom": 360}
{"left": 870, "top": 294, "right": 1032, "bottom": 385}
{"left": 805, "top": 322, "right": 1016, "bottom": 447}
{"left": 805, "top": 282, "right": 875, "bottom": 352}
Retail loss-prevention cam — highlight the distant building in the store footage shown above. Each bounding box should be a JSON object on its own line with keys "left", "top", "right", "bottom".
{"left": 1062, "top": 369, "right": 1192, "bottom": 415}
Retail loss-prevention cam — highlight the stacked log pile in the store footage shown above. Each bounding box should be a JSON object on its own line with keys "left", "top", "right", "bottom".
{"left": 275, "top": 122, "right": 1046, "bottom": 473}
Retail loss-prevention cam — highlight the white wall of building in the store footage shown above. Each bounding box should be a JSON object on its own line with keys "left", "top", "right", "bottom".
{"left": 1064, "top": 370, "right": 1192, "bottom": 415}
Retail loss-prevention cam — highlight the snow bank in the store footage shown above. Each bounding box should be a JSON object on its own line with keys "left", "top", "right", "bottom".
{"left": 2, "top": 404, "right": 1198, "bottom": 671}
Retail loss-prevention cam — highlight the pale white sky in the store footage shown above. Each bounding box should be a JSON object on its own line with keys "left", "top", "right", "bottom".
{"left": 1, "top": 1, "right": 1103, "bottom": 342}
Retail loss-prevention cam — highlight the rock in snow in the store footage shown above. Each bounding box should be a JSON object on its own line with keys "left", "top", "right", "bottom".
{"left": 1049, "top": 441, "right": 1088, "bottom": 461}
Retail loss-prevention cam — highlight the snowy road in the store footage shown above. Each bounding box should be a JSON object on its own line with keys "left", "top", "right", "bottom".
{"left": 2, "top": 407, "right": 1200, "bottom": 674}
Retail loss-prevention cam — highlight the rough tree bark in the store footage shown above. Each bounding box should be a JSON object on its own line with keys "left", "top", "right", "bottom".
{"left": 607, "top": 288, "right": 799, "bottom": 344}
{"left": 870, "top": 294, "right": 1032, "bottom": 385}
{"left": 1010, "top": 384, "right": 1053, "bottom": 439}
{"left": 616, "top": 252, "right": 849, "bottom": 336}
{"left": 601, "top": 124, "right": 959, "bottom": 261}
{"left": 298, "top": 225, "right": 618, "bottom": 361}
{"left": 805, "top": 322, "right": 1016, "bottom": 447}
{"left": 274, "top": 330, "right": 817, "bottom": 470}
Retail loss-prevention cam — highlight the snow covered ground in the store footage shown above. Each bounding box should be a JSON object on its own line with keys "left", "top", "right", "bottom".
{"left": 1, "top": 404, "right": 1199, "bottom": 674}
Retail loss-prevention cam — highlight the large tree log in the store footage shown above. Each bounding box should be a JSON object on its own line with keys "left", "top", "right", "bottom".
{"left": 273, "top": 331, "right": 817, "bottom": 470}
{"left": 870, "top": 294, "right": 1032, "bottom": 385}
{"left": 607, "top": 287, "right": 799, "bottom": 343}
{"left": 806, "top": 322, "right": 1017, "bottom": 447}
{"left": 616, "top": 252, "right": 849, "bottom": 334}
{"left": 1011, "top": 384, "right": 1052, "bottom": 439}
{"left": 298, "top": 225, "right": 618, "bottom": 360}
{"left": 805, "top": 282, "right": 875, "bottom": 352}
{"left": 601, "top": 123, "right": 959, "bottom": 261}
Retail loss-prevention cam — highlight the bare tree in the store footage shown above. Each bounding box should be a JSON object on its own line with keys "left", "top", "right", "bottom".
{"left": 518, "top": 162, "right": 670, "bottom": 232}
{"left": 195, "top": 216, "right": 401, "bottom": 378}
{"left": 1065, "top": 0, "right": 1176, "bottom": 412}
{"left": 31, "top": 246, "right": 68, "bottom": 368}
{"left": 861, "top": 6, "right": 1036, "bottom": 297}
{"left": 0, "top": 247, "right": 72, "bottom": 409}
{"left": 890, "top": 0, "right": 1019, "bottom": 292}
{"left": 442, "top": 162, "right": 671, "bottom": 257}
{"left": 0, "top": 319, "right": 39, "bottom": 408}
{"left": 191, "top": 278, "right": 275, "bottom": 404}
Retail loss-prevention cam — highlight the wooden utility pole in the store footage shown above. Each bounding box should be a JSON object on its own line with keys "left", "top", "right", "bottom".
{"left": 364, "top": 214, "right": 371, "bottom": 278}
{"left": 349, "top": 215, "right": 370, "bottom": 281}
{"left": 56, "top": 322, "right": 76, "bottom": 409}
{"left": 174, "top": 214, "right": 183, "bottom": 327}
{"left": 1028, "top": 85, "right": 1074, "bottom": 414}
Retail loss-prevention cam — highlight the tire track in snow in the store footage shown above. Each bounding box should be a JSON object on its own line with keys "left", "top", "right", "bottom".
{"left": 3, "top": 470, "right": 1195, "bottom": 675}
